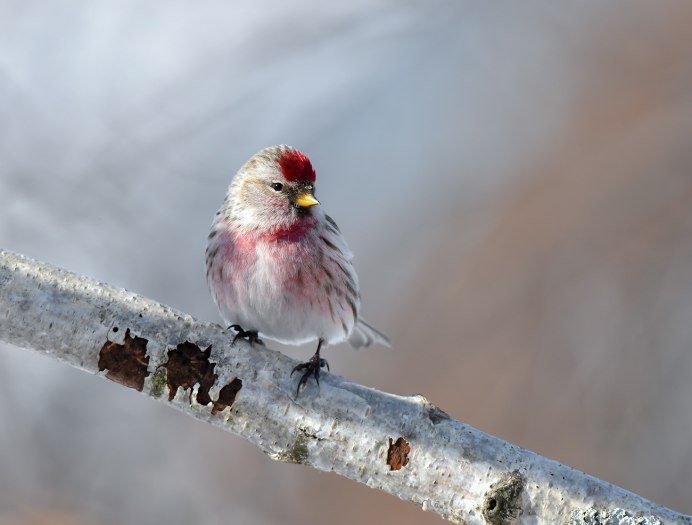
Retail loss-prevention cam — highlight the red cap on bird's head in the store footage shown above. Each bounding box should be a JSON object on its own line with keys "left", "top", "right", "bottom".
{"left": 277, "top": 148, "right": 316, "bottom": 183}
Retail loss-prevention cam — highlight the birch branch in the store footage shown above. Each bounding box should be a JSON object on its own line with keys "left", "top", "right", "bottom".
{"left": 0, "top": 249, "right": 688, "bottom": 525}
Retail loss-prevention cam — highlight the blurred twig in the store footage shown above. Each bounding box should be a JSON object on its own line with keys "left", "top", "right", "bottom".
{"left": 0, "top": 249, "right": 688, "bottom": 525}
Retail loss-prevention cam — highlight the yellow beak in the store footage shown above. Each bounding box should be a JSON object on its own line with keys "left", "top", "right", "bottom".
{"left": 294, "top": 192, "right": 320, "bottom": 208}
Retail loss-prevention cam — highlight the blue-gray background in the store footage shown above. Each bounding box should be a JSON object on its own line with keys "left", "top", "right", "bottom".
{"left": 1, "top": 2, "right": 691, "bottom": 524}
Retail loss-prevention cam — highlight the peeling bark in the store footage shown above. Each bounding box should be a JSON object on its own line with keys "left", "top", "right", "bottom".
{"left": 0, "top": 249, "right": 689, "bottom": 525}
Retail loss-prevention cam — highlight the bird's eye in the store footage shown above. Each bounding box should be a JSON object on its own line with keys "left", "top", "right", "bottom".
{"left": 271, "top": 182, "right": 284, "bottom": 192}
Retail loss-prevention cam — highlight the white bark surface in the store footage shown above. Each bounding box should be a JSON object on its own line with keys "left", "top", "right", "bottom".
{"left": 0, "top": 249, "right": 689, "bottom": 525}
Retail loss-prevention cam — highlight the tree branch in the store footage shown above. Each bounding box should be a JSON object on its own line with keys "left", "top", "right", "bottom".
{"left": 0, "top": 249, "right": 688, "bottom": 525}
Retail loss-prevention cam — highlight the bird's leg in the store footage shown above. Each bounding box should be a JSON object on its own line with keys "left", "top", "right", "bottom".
{"left": 291, "top": 339, "right": 330, "bottom": 395}
{"left": 228, "top": 324, "right": 264, "bottom": 346}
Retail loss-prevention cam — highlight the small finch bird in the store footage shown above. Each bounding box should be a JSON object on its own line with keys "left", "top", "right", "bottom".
{"left": 206, "top": 145, "right": 389, "bottom": 394}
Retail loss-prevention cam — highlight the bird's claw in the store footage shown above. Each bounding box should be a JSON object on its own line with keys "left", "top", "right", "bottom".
{"left": 291, "top": 354, "right": 330, "bottom": 396}
{"left": 228, "top": 324, "right": 264, "bottom": 346}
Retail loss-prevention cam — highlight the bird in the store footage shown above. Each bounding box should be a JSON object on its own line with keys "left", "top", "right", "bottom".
{"left": 205, "top": 145, "right": 389, "bottom": 394}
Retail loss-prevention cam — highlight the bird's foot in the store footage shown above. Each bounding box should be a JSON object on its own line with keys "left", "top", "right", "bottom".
{"left": 228, "top": 324, "right": 264, "bottom": 346}
{"left": 291, "top": 348, "right": 329, "bottom": 396}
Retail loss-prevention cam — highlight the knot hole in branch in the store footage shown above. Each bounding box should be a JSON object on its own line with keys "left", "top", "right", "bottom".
{"left": 482, "top": 470, "right": 525, "bottom": 525}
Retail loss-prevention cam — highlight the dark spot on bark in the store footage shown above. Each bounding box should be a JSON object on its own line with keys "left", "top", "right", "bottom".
{"left": 164, "top": 342, "right": 217, "bottom": 404}
{"left": 197, "top": 366, "right": 217, "bottom": 405}
{"left": 98, "top": 329, "right": 150, "bottom": 391}
{"left": 482, "top": 470, "right": 525, "bottom": 525}
{"left": 386, "top": 437, "right": 411, "bottom": 471}
{"left": 150, "top": 367, "right": 167, "bottom": 398}
{"left": 211, "top": 378, "right": 243, "bottom": 415}
{"left": 277, "top": 426, "right": 320, "bottom": 464}
{"left": 427, "top": 404, "right": 451, "bottom": 424}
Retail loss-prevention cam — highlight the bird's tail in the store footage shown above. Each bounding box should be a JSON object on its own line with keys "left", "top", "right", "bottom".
{"left": 348, "top": 318, "right": 391, "bottom": 349}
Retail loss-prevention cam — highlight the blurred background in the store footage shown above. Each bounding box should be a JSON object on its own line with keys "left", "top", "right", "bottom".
{"left": 1, "top": 1, "right": 691, "bottom": 523}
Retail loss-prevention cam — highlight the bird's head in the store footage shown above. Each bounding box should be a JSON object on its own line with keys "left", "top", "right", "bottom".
{"left": 226, "top": 145, "right": 321, "bottom": 232}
